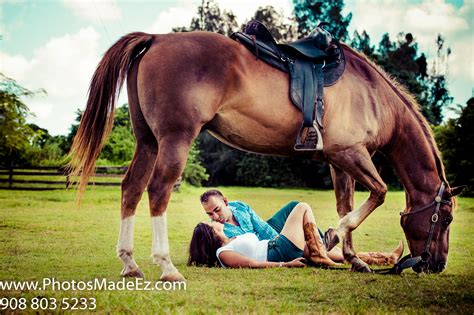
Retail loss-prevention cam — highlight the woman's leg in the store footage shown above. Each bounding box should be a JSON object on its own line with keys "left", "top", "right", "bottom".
{"left": 278, "top": 203, "right": 310, "bottom": 250}
{"left": 279, "top": 202, "right": 329, "bottom": 250}
{"left": 327, "top": 247, "right": 344, "bottom": 262}
{"left": 266, "top": 201, "right": 299, "bottom": 233}
{"left": 280, "top": 203, "right": 339, "bottom": 266}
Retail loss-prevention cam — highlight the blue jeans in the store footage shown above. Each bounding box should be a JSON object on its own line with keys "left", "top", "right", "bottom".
{"left": 267, "top": 234, "right": 304, "bottom": 262}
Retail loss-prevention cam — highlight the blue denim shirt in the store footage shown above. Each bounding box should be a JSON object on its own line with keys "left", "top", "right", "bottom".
{"left": 223, "top": 201, "right": 278, "bottom": 241}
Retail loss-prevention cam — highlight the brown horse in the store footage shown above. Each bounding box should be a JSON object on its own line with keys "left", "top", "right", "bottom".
{"left": 68, "top": 31, "right": 463, "bottom": 281}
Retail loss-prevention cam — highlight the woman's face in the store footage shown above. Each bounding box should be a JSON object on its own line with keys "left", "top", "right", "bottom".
{"left": 204, "top": 221, "right": 226, "bottom": 240}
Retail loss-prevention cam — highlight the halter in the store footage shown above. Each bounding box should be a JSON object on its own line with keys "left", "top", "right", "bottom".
{"left": 384, "top": 182, "right": 453, "bottom": 274}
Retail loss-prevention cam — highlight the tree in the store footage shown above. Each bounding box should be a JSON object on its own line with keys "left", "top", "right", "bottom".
{"left": 99, "top": 104, "right": 135, "bottom": 165}
{"left": 0, "top": 73, "right": 42, "bottom": 166}
{"left": 67, "top": 104, "right": 135, "bottom": 165}
{"left": 250, "top": 6, "right": 297, "bottom": 42}
{"left": 293, "top": 0, "right": 352, "bottom": 40}
{"left": 183, "top": 141, "right": 209, "bottom": 186}
{"left": 67, "top": 103, "right": 209, "bottom": 185}
{"left": 173, "top": 0, "right": 238, "bottom": 35}
{"left": 423, "top": 34, "right": 453, "bottom": 125}
{"left": 350, "top": 30, "right": 374, "bottom": 57}
{"left": 434, "top": 98, "right": 474, "bottom": 196}
{"left": 372, "top": 32, "right": 453, "bottom": 125}
{"left": 21, "top": 125, "right": 69, "bottom": 167}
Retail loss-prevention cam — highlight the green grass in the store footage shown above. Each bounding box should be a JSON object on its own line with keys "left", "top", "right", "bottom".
{"left": 0, "top": 185, "right": 473, "bottom": 313}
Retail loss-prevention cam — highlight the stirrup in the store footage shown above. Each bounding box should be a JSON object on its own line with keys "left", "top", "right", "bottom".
{"left": 294, "top": 124, "right": 318, "bottom": 151}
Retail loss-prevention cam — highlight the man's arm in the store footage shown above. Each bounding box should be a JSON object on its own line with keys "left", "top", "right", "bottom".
{"left": 242, "top": 202, "right": 278, "bottom": 240}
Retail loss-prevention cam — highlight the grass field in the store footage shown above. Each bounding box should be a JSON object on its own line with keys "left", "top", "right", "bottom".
{"left": 1, "top": 185, "right": 473, "bottom": 313}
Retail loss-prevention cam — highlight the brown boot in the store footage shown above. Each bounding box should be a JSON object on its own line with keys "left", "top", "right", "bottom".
{"left": 303, "top": 222, "right": 339, "bottom": 267}
{"left": 356, "top": 240, "right": 404, "bottom": 266}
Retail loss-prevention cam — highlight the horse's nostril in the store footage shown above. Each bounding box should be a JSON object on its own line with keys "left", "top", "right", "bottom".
{"left": 438, "top": 262, "right": 446, "bottom": 273}
{"left": 412, "top": 264, "right": 423, "bottom": 273}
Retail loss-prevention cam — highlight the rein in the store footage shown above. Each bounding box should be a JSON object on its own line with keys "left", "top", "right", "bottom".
{"left": 376, "top": 182, "right": 452, "bottom": 275}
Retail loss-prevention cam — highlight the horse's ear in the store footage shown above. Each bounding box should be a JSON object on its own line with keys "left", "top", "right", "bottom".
{"left": 450, "top": 185, "right": 466, "bottom": 197}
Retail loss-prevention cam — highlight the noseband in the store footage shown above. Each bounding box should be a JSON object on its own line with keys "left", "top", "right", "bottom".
{"left": 380, "top": 182, "right": 452, "bottom": 275}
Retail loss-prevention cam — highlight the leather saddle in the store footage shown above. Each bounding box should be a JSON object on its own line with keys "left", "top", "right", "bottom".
{"left": 230, "top": 20, "right": 345, "bottom": 151}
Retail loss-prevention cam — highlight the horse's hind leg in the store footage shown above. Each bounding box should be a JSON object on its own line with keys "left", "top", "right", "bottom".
{"left": 118, "top": 138, "right": 157, "bottom": 277}
{"left": 147, "top": 134, "right": 198, "bottom": 282}
{"left": 117, "top": 61, "right": 158, "bottom": 278}
{"left": 330, "top": 165, "right": 371, "bottom": 272}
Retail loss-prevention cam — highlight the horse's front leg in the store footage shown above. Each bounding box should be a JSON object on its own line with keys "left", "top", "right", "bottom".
{"left": 325, "top": 146, "right": 388, "bottom": 270}
{"left": 330, "top": 165, "right": 371, "bottom": 272}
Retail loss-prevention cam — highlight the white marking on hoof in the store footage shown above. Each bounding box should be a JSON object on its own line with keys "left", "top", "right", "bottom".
{"left": 160, "top": 272, "right": 186, "bottom": 282}
{"left": 121, "top": 266, "right": 145, "bottom": 278}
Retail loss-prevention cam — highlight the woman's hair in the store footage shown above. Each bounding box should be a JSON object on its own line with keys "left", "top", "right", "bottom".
{"left": 188, "top": 223, "right": 223, "bottom": 267}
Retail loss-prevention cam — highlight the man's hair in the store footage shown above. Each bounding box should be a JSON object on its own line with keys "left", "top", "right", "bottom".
{"left": 200, "top": 189, "right": 224, "bottom": 203}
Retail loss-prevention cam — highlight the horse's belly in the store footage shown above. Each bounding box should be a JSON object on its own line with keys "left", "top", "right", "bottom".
{"left": 206, "top": 104, "right": 305, "bottom": 156}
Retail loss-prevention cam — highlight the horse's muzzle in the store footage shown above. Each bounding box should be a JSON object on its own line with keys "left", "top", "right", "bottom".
{"left": 437, "top": 261, "right": 447, "bottom": 273}
{"left": 412, "top": 261, "right": 447, "bottom": 273}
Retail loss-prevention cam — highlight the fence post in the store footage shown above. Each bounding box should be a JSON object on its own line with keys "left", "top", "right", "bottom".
{"left": 8, "top": 163, "right": 13, "bottom": 188}
{"left": 66, "top": 175, "right": 70, "bottom": 188}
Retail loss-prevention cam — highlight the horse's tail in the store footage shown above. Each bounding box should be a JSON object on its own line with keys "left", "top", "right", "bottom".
{"left": 67, "top": 32, "right": 154, "bottom": 201}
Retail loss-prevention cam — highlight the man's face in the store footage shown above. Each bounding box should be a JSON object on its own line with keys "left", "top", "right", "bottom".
{"left": 202, "top": 195, "right": 233, "bottom": 224}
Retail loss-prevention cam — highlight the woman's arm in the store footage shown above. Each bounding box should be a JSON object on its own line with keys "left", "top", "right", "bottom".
{"left": 219, "top": 251, "right": 306, "bottom": 268}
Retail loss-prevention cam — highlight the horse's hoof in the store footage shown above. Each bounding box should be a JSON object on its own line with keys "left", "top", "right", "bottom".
{"left": 160, "top": 272, "right": 186, "bottom": 282}
{"left": 324, "top": 228, "right": 340, "bottom": 251}
{"left": 121, "top": 267, "right": 145, "bottom": 278}
{"left": 351, "top": 262, "right": 373, "bottom": 273}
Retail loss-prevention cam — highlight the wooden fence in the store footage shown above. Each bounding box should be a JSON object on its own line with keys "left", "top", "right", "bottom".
{"left": 0, "top": 166, "right": 182, "bottom": 190}
{"left": 0, "top": 166, "right": 127, "bottom": 189}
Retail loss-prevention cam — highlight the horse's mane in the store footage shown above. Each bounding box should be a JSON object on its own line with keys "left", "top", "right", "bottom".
{"left": 340, "top": 43, "right": 448, "bottom": 184}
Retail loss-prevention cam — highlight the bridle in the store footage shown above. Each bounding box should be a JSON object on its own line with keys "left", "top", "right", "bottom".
{"left": 384, "top": 182, "right": 453, "bottom": 274}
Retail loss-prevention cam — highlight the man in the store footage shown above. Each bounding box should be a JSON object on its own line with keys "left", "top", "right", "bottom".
{"left": 200, "top": 189, "right": 301, "bottom": 241}
{"left": 199, "top": 189, "right": 403, "bottom": 266}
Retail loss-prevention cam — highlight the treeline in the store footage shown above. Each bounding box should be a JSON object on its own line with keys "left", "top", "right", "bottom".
{"left": 1, "top": 0, "right": 472, "bottom": 194}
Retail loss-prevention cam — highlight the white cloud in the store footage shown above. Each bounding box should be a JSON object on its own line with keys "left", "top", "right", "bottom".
{"left": 147, "top": 6, "right": 197, "bottom": 34}
{"left": 345, "top": 0, "right": 473, "bottom": 110}
{"left": 0, "top": 27, "right": 102, "bottom": 135}
{"left": 62, "top": 0, "right": 121, "bottom": 22}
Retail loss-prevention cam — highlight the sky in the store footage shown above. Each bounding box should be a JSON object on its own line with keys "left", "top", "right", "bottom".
{"left": 1, "top": 0, "right": 472, "bottom": 136}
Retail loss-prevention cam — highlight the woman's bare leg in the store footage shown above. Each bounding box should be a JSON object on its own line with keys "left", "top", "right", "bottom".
{"left": 279, "top": 203, "right": 315, "bottom": 250}
{"left": 328, "top": 247, "right": 344, "bottom": 262}
{"left": 279, "top": 202, "right": 339, "bottom": 266}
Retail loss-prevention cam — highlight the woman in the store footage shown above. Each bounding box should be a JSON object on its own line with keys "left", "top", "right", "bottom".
{"left": 188, "top": 202, "right": 403, "bottom": 268}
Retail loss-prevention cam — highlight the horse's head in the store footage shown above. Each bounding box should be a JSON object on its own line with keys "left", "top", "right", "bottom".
{"left": 400, "top": 184, "right": 465, "bottom": 273}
